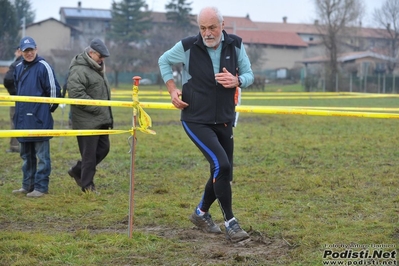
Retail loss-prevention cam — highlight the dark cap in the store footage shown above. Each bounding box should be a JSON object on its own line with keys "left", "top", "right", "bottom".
{"left": 90, "top": 38, "right": 110, "bottom": 58}
{"left": 20, "top": 36, "right": 36, "bottom": 51}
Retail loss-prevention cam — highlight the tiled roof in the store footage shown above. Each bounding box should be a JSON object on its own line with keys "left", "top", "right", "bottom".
{"left": 223, "top": 16, "right": 259, "bottom": 30}
{"left": 338, "top": 51, "right": 396, "bottom": 62}
{"left": 255, "top": 22, "right": 318, "bottom": 34}
{"left": 26, "top": 17, "right": 81, "bottom": 33}
{"left": 299, "top": 51, "right": 396, "bottom": 64}
{"left": 60, "top": 7, "right": 111, "bottom": 19}
{"left": 254, "top": 21, "right": 389, "bottom": 40}
{"left": 236, "top": 29, "right": 308, "bottom": 47}
{"left": 344, "top": 26, "right": 390, "bottom": 39}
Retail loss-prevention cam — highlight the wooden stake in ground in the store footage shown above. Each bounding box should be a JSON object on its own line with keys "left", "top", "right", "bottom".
{"left": 128, "top": 76, "right": 141, "bottom": 238}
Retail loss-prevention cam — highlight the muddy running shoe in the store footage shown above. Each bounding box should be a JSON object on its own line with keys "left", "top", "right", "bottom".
{"left": 225, "top": 219, "right": 250, "bottom": 243}
{"left": 189, "top": 212, "right": 222, "bottom": 234}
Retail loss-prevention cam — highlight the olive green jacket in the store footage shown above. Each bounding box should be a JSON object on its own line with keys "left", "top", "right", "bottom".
{"left": 67, "top": 52, "right": 113, "bottom": 129}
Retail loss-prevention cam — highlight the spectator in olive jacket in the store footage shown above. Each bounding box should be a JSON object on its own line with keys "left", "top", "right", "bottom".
{"left": 66, "top": 38, "right": 113, "bottom": 193}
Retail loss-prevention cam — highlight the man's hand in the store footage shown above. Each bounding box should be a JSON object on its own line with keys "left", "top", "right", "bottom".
{"left": 215, "top": 67, "right": 239, "bottom": 88}
{"left": 166, "top": 80, "right": 189, "bottom": 110}
{"left": 170, "top": 89, "right": 189, "bottom": 110}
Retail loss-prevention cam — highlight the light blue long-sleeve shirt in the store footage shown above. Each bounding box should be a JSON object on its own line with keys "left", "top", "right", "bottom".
{"left": 158, "top": 34, "right": 254, "bottom": 88}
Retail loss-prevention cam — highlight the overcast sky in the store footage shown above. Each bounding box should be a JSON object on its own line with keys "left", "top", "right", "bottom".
{"left": 29, "top": 0, "right": 382, "bottom": 27}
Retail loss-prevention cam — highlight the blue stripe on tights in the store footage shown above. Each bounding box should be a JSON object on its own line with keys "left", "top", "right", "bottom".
{"left": 182, "top": 121, "right": 219, "bottom": 181}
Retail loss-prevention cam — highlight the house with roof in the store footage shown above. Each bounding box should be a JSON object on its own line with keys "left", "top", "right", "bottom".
{"left": 23, "top": 17, "right": 81, "bottom": 58}
{"left": 300, "top": 50, "right": 396, "bottom": 77}
{"left": 223, "top": 16, "right": 309, "bottom": 72}
{"left": 13, "top": 2, "right": 394, "bottom": 86}
{"left": 57, "top": 3, "right": 393, "bottom": 70}
{"left": 220, "top": 16, "right": 392, "bottom": 78}
{"left": 253, "top": 18, "right": 393, "bottom": 73}
{"left": 59, "top": 2, "right": 111, "bottom": 42}
{"left": 20, "top": 17, "right": 82, "bottom": 82}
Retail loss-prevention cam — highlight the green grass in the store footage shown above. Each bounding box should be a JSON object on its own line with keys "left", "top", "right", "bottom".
{"left": 0, "top": 83, "right": 398, "bottom": 265}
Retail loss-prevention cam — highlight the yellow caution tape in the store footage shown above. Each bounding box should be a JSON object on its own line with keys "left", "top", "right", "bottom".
{"left": 0, "top": 95, "right": 135, "bottom": 107}
{"left": 0, "top": 101, "right": 14, "bottom": 106}
{"left": 261, "top": 106, "right": 399, "bottom": 112}
{"left": 139, "top": 102, "right": 176, "bottom": 110}
{"left": 2, "top": 95, "right": 399, "bottom": 119}
{"left": 106, "top": 94, "right": 397, "bottom": 100}
{"left": 2, "top": 90, "right": 399, "bottom": 140}
{"left": 131, "top": 78, "right": 156, "bottom": 135}
{"left": 137, "top": 102, "right": 399, "bottom": 118}
{"left": 0, "top": 83, "right": 156, "bottom": 136}
{"left": 235, "top": 105, "right": 399, "bottom": 119}
{"left": 0, "top": 129, "right": 131, "bottom": 138}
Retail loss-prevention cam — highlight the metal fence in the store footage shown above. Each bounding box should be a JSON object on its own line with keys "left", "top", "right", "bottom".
{"left": 95, "top": 69, "right": 399, "bottom": 94}
{"left": 303, "top": 73, "right": 399, "bottom": 93}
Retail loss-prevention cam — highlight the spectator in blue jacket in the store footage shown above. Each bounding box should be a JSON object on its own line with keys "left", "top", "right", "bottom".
{"left": 12, "top": 36, "right": 62, "bottom": 198}
{"left": 158, "top": 6, "right": 254, "bottom": 242}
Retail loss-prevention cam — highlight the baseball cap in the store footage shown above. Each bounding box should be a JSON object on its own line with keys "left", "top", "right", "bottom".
{"left": 20, "top": 36, "right": 36, "bottom": 51}
{"left": 90, "top": 38, "right": 110, "bottom": 58}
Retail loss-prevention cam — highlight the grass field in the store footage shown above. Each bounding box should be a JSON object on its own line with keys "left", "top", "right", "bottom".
{"left": 0, "top": 83, "right": 398, "bottom": 265}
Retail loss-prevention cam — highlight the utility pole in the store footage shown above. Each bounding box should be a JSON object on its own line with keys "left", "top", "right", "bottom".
{"left": 21, "top": 17, "right": 25, "bottom": 37}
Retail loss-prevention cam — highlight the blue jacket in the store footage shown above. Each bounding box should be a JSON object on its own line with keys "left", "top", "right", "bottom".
{"left": 13, "top": 55, "right": 61, "bottom": 142}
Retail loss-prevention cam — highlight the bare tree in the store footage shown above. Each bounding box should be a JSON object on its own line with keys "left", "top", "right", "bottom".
{"left": 373, "top": 0, "right": 399, "bottom": 73}
{"left": 314, "top": 0, "right": 364, "bottom": 91}
{"left": 245, "top": 43, "right": 266, "bottom": 72}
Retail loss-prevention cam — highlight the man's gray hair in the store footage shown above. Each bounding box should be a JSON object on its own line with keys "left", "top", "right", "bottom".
{"left": 85, "top": 46, "right": 95, "bottom": 54}
{"left": 197, "top": 6, "right": 223, "bottom": 24}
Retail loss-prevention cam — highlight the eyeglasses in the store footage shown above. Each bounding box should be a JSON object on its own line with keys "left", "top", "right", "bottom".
{"left": 93, "top": 51, "right": 103, "bottom": 59}
{"left": 22, "top": 48, "right": 36, "bottom": 53}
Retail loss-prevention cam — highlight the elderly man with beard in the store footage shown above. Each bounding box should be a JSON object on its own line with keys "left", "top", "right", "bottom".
{"left": 158, "top": 6, "right": 254, "bottom": 242}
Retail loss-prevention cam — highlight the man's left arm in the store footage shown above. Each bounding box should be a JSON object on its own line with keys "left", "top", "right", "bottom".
{"left": 237, "top": 43, "right": 254, "bottom": 88}
{"left": 40, "top": 60, "right": 62, "bottom": 112}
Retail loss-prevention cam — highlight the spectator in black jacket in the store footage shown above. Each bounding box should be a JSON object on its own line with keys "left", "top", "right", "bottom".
{"left": 3, "top": 46, "right": 23, "bottom": 153}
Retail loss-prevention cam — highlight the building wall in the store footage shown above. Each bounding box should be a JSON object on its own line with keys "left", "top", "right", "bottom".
{"left": 65, "top": 18, "right": 110, "bottom": 42}
{"left": 24, "top": 20, "right": 72, "bottom": 58}
{"left": 298, "top": 33, "right": 323, "bottom": 43}
{"left": 261, "top": 46, "right": 307, "bottom": 70}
